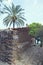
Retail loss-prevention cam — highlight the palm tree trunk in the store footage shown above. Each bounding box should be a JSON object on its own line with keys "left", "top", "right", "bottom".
{"left": 13, "top": 21, "right": 15, "bottom": 28}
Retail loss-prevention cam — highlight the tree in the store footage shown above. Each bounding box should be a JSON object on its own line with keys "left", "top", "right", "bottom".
{"left": 0, "top": 0, "right": 2, "bottom": 2}
{"left": 28, "top": 23, "right": 42, "bottom": 37}
{"left": 0, "top": 2, "right": 26, "bottom": 28}
{"left": 0, "top": 0, "right": 7, "bottom": 2}
{"left": 35, "top": 26, "right": 43, "bottom": 47}
{"left": 35, "top": 26, "right": 43, "bottom": 41}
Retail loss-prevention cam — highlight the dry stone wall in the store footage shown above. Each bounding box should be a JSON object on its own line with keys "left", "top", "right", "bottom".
{"left": 0, "top": 30, "right": 13, "bottom": 65}
{"left": 0, "top": 27, "right": 32, "bottom": 65}
{"left": 0, "top": 28, "right": 43, "bottom": 65}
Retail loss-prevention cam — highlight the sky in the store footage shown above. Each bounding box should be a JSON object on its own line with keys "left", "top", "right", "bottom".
{"left": 0, "top": 0, "right": 43, "bottom": 29}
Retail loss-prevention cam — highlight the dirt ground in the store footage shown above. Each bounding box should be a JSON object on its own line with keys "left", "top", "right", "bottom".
{"left": 15, "top": 46, "right": 43, "bottom": 65}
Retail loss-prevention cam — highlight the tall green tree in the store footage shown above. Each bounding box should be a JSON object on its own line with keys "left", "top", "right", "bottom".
{"left": 0, "top": 3, "right": 26, "bottom": 28}
{"left": 35, "top": 26, "right": 43, "bottom": 47}
{"left": 27, "top": 23, "right": 42, "bottom": 37}
{"left": 35, "top": 26, "right": 43, "bottom": 40}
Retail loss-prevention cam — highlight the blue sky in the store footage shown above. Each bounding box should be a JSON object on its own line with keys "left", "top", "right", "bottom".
{"left": 0, "top": 0, "right": 43, "bottom": 29}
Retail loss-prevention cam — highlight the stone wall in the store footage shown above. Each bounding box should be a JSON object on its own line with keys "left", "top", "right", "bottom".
{"left": 0, "top": 28, "right": 43, "bottom": 65}
{"left": 0, "top": 27, "right": 32, "bottom": 65}
{"left": 0, "top": 30, "right": 13, "bottom": 65}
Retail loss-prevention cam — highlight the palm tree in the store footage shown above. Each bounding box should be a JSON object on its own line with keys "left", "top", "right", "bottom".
{"left": 0, "top": 0, "right": 7, "bottom": 2}
{"left": 0, "top": 0, "right": 2, "bottom": 2}
{"left": 0, "top": 3, "right": 26, "bottom": 28}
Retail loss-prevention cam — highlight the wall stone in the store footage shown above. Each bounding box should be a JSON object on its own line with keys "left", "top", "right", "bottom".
{"left": 0, "top": 30, "right": 13, "bottom": 65}
{"left": 0, "top": 27, "right": 32, "bottom": 65}
{"left": 0, "top": 28, "right": 43, "bottom": 65}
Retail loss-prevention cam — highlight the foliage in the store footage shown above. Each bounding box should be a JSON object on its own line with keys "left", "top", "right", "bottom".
{"left": 35, "top": 26, "right": 43, "bottom": 41}
{"left": 0, "top": 0, "right": 2, "bottom": 2}
{"left": 0, "top": 2, "right": 26, "bottom": 28}
{"left": 35, "top": 26, "right": 43, "bottom": 46}
{"left": 0, "top": 0, "right": 7, "bottom": 2}
{"left": 28, "top": 23, "right": 42, "bottom": 37}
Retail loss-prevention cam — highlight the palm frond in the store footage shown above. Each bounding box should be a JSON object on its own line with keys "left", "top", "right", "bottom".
{"left": 15, "top": 21, "right": 20, "bottom": 27}
{"left": 3, "top": 19, "right": 9, "bottom": 26}
{"left": 19, "top": 12, "right": 25, "bottom": 15}
{"left": 0, "top": 10, "right": 11, "bottom": 14}
{"left": 3, "top": 4, "right": 11, "bottom": 13}
{"left": 0, "top": 10, "right": 4, "bottom": 14}
{"left": 17, "top": 8, "right": 24, "bottom": 13}
{"left": 16, "top": 5, "right": 20, "bottom": 10}
{"left": 15, "top": 5, "right": 24, "bottom": 14}
{"left": 0, "top": 0, "right": 2, "bottom": 2}
{"left": 18, "top": 19, "right": 24, "bottom": 26}
{"left": 20, "top": 16, "right": 26, "bottom": 21}
{"left": 12, "top": 3, "right": 16, "bottom": 15}
{"left": 17, "top": 14, "right": 26, "bottom": 21}
{"left": 15, "top": 5, "right": 20, "bottom": 13}
{"left": 3, "top": 15, "right": 11, "bottom": 26}
{"left": 9, "top": 21, "right": 12, "bottom": 27}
